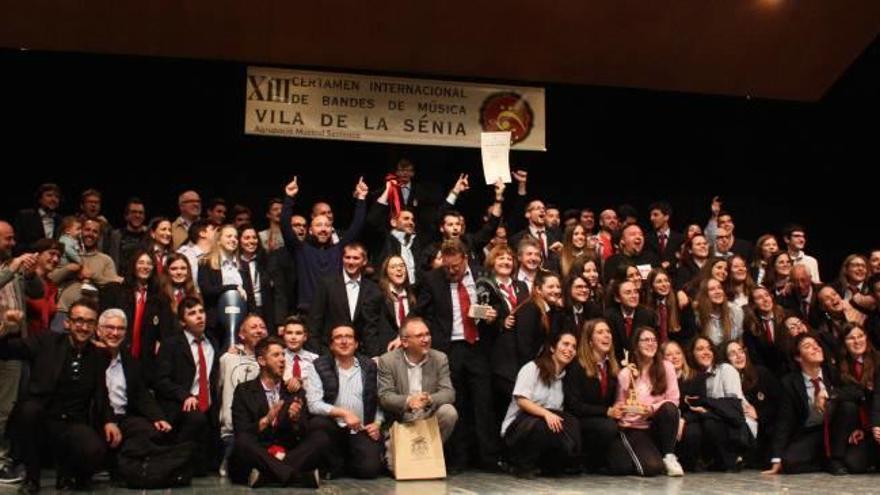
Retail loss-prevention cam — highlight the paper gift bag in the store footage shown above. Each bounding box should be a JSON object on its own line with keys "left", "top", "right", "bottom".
{"left": 390, "top": 416, "right": 447, "bottom": 480}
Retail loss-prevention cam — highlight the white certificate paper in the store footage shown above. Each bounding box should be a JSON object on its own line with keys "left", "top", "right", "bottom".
{"left": 481, "top": 132, "right": 512, "bottom": 185}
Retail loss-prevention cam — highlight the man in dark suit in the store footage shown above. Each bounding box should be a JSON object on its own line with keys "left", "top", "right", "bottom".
{"left": 367, "top": 177, "right": 426, "bottom": 285}
{"left": 95, "top": 308, "right": 173, "bottom": 454}
{"left": 603, "top": 224, "right": 660, "bottom": 285}
{"left": 645, "top": 201, "right": 685, "bottom": 271}
{"left": 228, "top": 335, "right": 327, "bottom": 488}
{"left": 12, "top": 183, "right": 62, "bottom": 254}
{"left": 765, "top": 333, "right": 866, "bottom": 475}
{"left": 507, "top": 170, "right": 561, "bottom": 263}
{"left": 705, "top": 202, "right": 753, "bottom": 260}
{"left": 307, "top": 243, "right": 381, "bottom": 354}
{"left": 781, "top": 264, "right": 823, "bottom": 328}
{"left": 604, "top": 280, "right": 655, "bottom": 361}
{"left": 0, "top": 300, "right": 113, "bottom": 493}
{"left": 153, "top": 297, "right": 220, "bottom": 475}
{"left": 415, "top": 239, "right": 501, "bottom": 472}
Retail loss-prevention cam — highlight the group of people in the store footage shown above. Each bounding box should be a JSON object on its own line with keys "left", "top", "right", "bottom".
{"left": 1, "top": 159, "right": 880, "bottom": 492}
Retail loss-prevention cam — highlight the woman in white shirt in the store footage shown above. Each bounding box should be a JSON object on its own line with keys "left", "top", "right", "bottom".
{"left": 501, "top": 331, "right": 579, "bottom": 478}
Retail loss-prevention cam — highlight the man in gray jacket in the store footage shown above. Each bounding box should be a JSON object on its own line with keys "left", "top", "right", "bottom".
{"left": 377, "top": 316, "right": 457, "bottom": 469}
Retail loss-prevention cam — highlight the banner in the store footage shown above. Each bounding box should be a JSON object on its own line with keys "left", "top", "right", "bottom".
{"left": 244, "top": 67, "right": 546, "bottom": 151}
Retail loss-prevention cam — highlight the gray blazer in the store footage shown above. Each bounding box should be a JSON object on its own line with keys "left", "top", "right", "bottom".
{"left": 377, "top": 348, "right": 455, "bottom": 419}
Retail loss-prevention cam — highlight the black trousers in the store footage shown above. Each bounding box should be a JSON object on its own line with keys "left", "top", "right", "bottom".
{"left": 782, "top": 401, "right": 870, "bottom": 474}
{"left": 173, "top": 410, "right": 213, "bottom": 475}
{"left": 228, "top": 429, "right": 331, "bottom": 486}
{"left": 16, "top": 400, "right": 106, "bottom": 483}
{"left": 309, "top": 416, "right": 383, "bottom": 479}
{"left": 448, "top": 341, "right": 499, "bottom": 468}
{"left": 492, "top": 375, "right": 514, "bottom": 426}
{"left": 503, "top": 410, "right": 580, "bottom": 472}
{"left": 607, "top": 402, "right": 679, "bottom": 477}
{"left": 577, "top": 416, "right": 619, "bottom": 471}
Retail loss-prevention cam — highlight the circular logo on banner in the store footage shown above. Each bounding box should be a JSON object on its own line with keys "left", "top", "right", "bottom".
{"left": 480, "top": 92, "right": 534, "bottom": 144}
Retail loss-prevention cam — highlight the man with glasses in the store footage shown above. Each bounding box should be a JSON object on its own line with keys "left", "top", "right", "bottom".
{"left": 0, "top": 300, "right": 113, "bottom": 493}
{"left": 304, "top": 325, "right": 384, "bottom": 479}
{"left": 96, "top": 309, "right": 172, "bottom": 453}
{"left": 377, "top": 317, "right": 457, "bottom": 472}
{"left": 783, "top": 224, "right": 821, "bottom": 283}
{"left": 172, "top": 190, "right": 202, "bottom": 250}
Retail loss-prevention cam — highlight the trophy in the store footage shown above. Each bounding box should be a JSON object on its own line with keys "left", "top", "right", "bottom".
{"left": 468, "top": 284, "right": 494, "bottom": 320}
{"left": 621, "top": 360, "right": 650, "bottom": 415}
{"left": 218, "top": 288, "right": 247, "bottom": 349}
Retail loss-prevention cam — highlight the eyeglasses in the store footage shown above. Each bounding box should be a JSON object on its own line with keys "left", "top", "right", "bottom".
{"left": 69, "top": 317, "right": 97, "bottom": 327}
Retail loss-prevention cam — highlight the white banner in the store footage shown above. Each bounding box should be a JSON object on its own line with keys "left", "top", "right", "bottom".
{"left": 244, "top": 67, "right": 546, "bottom": 151}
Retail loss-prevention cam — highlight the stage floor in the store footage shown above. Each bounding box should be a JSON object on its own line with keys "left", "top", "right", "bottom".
{"left": 0, "top": 471, "right": 874, "bottom": 494}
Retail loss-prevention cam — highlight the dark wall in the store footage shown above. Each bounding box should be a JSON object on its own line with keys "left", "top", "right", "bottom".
{"left": 2, "top": 41, "right": 877, "bottom": 280}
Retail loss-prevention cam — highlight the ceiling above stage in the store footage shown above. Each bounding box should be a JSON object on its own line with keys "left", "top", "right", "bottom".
{"left": 1, "top": 1, "right": 879, "bottom": 101}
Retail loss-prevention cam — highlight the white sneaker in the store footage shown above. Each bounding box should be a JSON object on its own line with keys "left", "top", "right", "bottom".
{"left": 663, "top": 454, "right": 684, "bottom": 477}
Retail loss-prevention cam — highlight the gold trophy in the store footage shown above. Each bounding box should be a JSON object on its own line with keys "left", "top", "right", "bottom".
{"left": 621, "top": 352, "right": 650, "bottom": 415}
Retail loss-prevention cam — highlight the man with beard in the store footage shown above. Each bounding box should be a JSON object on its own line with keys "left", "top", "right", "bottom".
{"left": 107, "top": 198, "right": 148, "bottom": 277}
{"left": 0, "top": 221, "right": 41, "bottom": 485}
{"left": 172, "top": 190, "right": 202, "bottom": 250}
{"left": 1, "top": 300, "right": 114, "bottom": 493}
{"left": 229, "top": 335, "right": 326, "bottom": 488}
{"left": 279, "top": 176, "right": 368, "bottom": 312}
{"left": 603, "top": 223, "right": 659, "bottom": 285}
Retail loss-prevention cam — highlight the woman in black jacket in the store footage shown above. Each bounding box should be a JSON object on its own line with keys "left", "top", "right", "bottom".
{"left": 723, "top": 339, "right": 782, "bottom": 469}
{"left": 662, "top": 340, "right": 707, "bottom": 471}
{"left": 563, "top": 318, "right": 621, "bottom": 472}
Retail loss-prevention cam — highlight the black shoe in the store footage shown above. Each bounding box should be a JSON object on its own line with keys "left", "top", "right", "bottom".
{"left": 17, "top": 479, "right": 39, "bottom": 494}
{"left": 0, "top": 465, "right": 24, "bottom": 484}
{"left": 290, "top": 469, "right": 320, "bottom": 489}
{"left": 55, "top": 475, "right": 75, "bottom": 491}
{"left": 829, "top": 461, "right": 848, "bottom": 476}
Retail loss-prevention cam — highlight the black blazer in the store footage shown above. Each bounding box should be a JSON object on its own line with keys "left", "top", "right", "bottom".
{"left": 414, "top": 264, "right": 489, "bottom": 354}
{"left": 231, "top": 377, "right": 308, "bottom": 447}
{"left": 771, "top": 366, "right": 858, "bottom": 459}
{"left": 361, "top": 291, "right": 415, "bottom": 358}
{"left": 153, "top": 333, "right": 221, "bottom": 424}
{"left": 307, "top": 273, "right": 382, "bottom": 355}
{"left": 563, "top": 360, "right": 618, "bottom": 419}
{"left": 0, "top": 333, "right": 108, "bottom": 420}
{"left": 674, "top": 259, "right": 702, "bottom": 290}
{"left": 511, "top": 302, "right": 565, "bottom": 372}
{"left": 744, "top": 365, "right": 782, "bottom": 448}
{"left": 268, "top": 247, "right": 297, "bottom": 323}
{"left": 99, "top": 282, "right": 175, "bottom": 381}
{"left": 365, "top": 200, "right": 428, "bottom": 269}
{"left": 732, "top": 238, "right": 754, "bottom": 261}
{"left": 240, "top": 254, "right": 278, "bottom": 330}
{"left": 13, "top": 208, "right": 60, "bottom": 253}
{"left": 742, "top": 308, "right": 788, "bottom": 375}
{"left": 602, "top": 251, "right": 660, "bottom": 285}
{"left": 560, "top": 302, "right": 603, "bottom": 334}
{"left": 114, "top": 352, "right": 167, "bottom": 422}
{"left": 197, "top": 264, "right": 241, "bottom": 343}
{"left": 678, "top": 372, "right": 709, "bottom": 423}
{"left": 604, "top": 305, "right": 656, "bottom": 361}
{"left": 475, "top": 277, "right": 530, "bottom": 383}
{"left": 644, "top": 229, "right": 685, "bottom": 266}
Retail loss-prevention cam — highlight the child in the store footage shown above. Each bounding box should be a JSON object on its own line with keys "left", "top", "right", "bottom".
{"left": 281, "top": 316, "right": 318, "bottom": 391}
{"left": 57, "top": 216, "right": 83, "bottom": 265}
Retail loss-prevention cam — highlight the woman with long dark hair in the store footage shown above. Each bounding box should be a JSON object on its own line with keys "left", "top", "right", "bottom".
{"left": 723, "top": 339, "right": 781, "bottom": 469}
{"left": 644, "top": 268, "right": 693, "bottom": 345}
{"left": 362, "top": 255, "right": 416, "bottom": 357}
{"left": 501, "top": 331, "right": 581, "bottom": 477}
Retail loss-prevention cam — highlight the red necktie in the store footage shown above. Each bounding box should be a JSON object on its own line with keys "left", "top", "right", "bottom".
{"left": 196, "top": 338, "right": 210, "bottom": 412}
{"left": 624, "top": 315, "right": 633, "bottom": 339}
{"left": 154, "top": 252, "right": 164, "bottom": 275}
{"left": 396, "top": 292, "right": 407, "bottom": 328}
{"left": 811, "top": 376, "right": 831, "bottom": 457}
{"left": 854, "top": 361, "right": 871, "bottom": 428}
{"left": 292, "top": 354, "right": 301, "bottom": 380}
{"left": 536, "top": 230, "right": 547, "bottom": 257}
{"left": 658, "top": 302, "right": 668, "bottom": 343}
{"left": 457, "top": 281, "right": 478, "bottom": 344}
{"left": 599, "top": 362, "right": 608, "bottom": 398}
{"left": 175, "top": 288, "right": 184, "bottom": 306}
{"left": 658, "top": 233, "right": 667, "bottom": 254}
{"left": 131, "top": 288, "right": 146, "bottom": 359}
{"left": 763, "top": 319, "right": 774, "bottom": 344}
{"left": 502, "top": 283, "right": 518, "bottom": 308}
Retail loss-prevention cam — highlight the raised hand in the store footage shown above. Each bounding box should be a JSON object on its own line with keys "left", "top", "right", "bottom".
{"left": 285, "top": 176, "right": 299, "bottom": 198}
{"left": 452, "top": 173, "right": 470, "bottom": 195}
{"left": 354, "top": 176, "right": 369, "bottom": 200}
